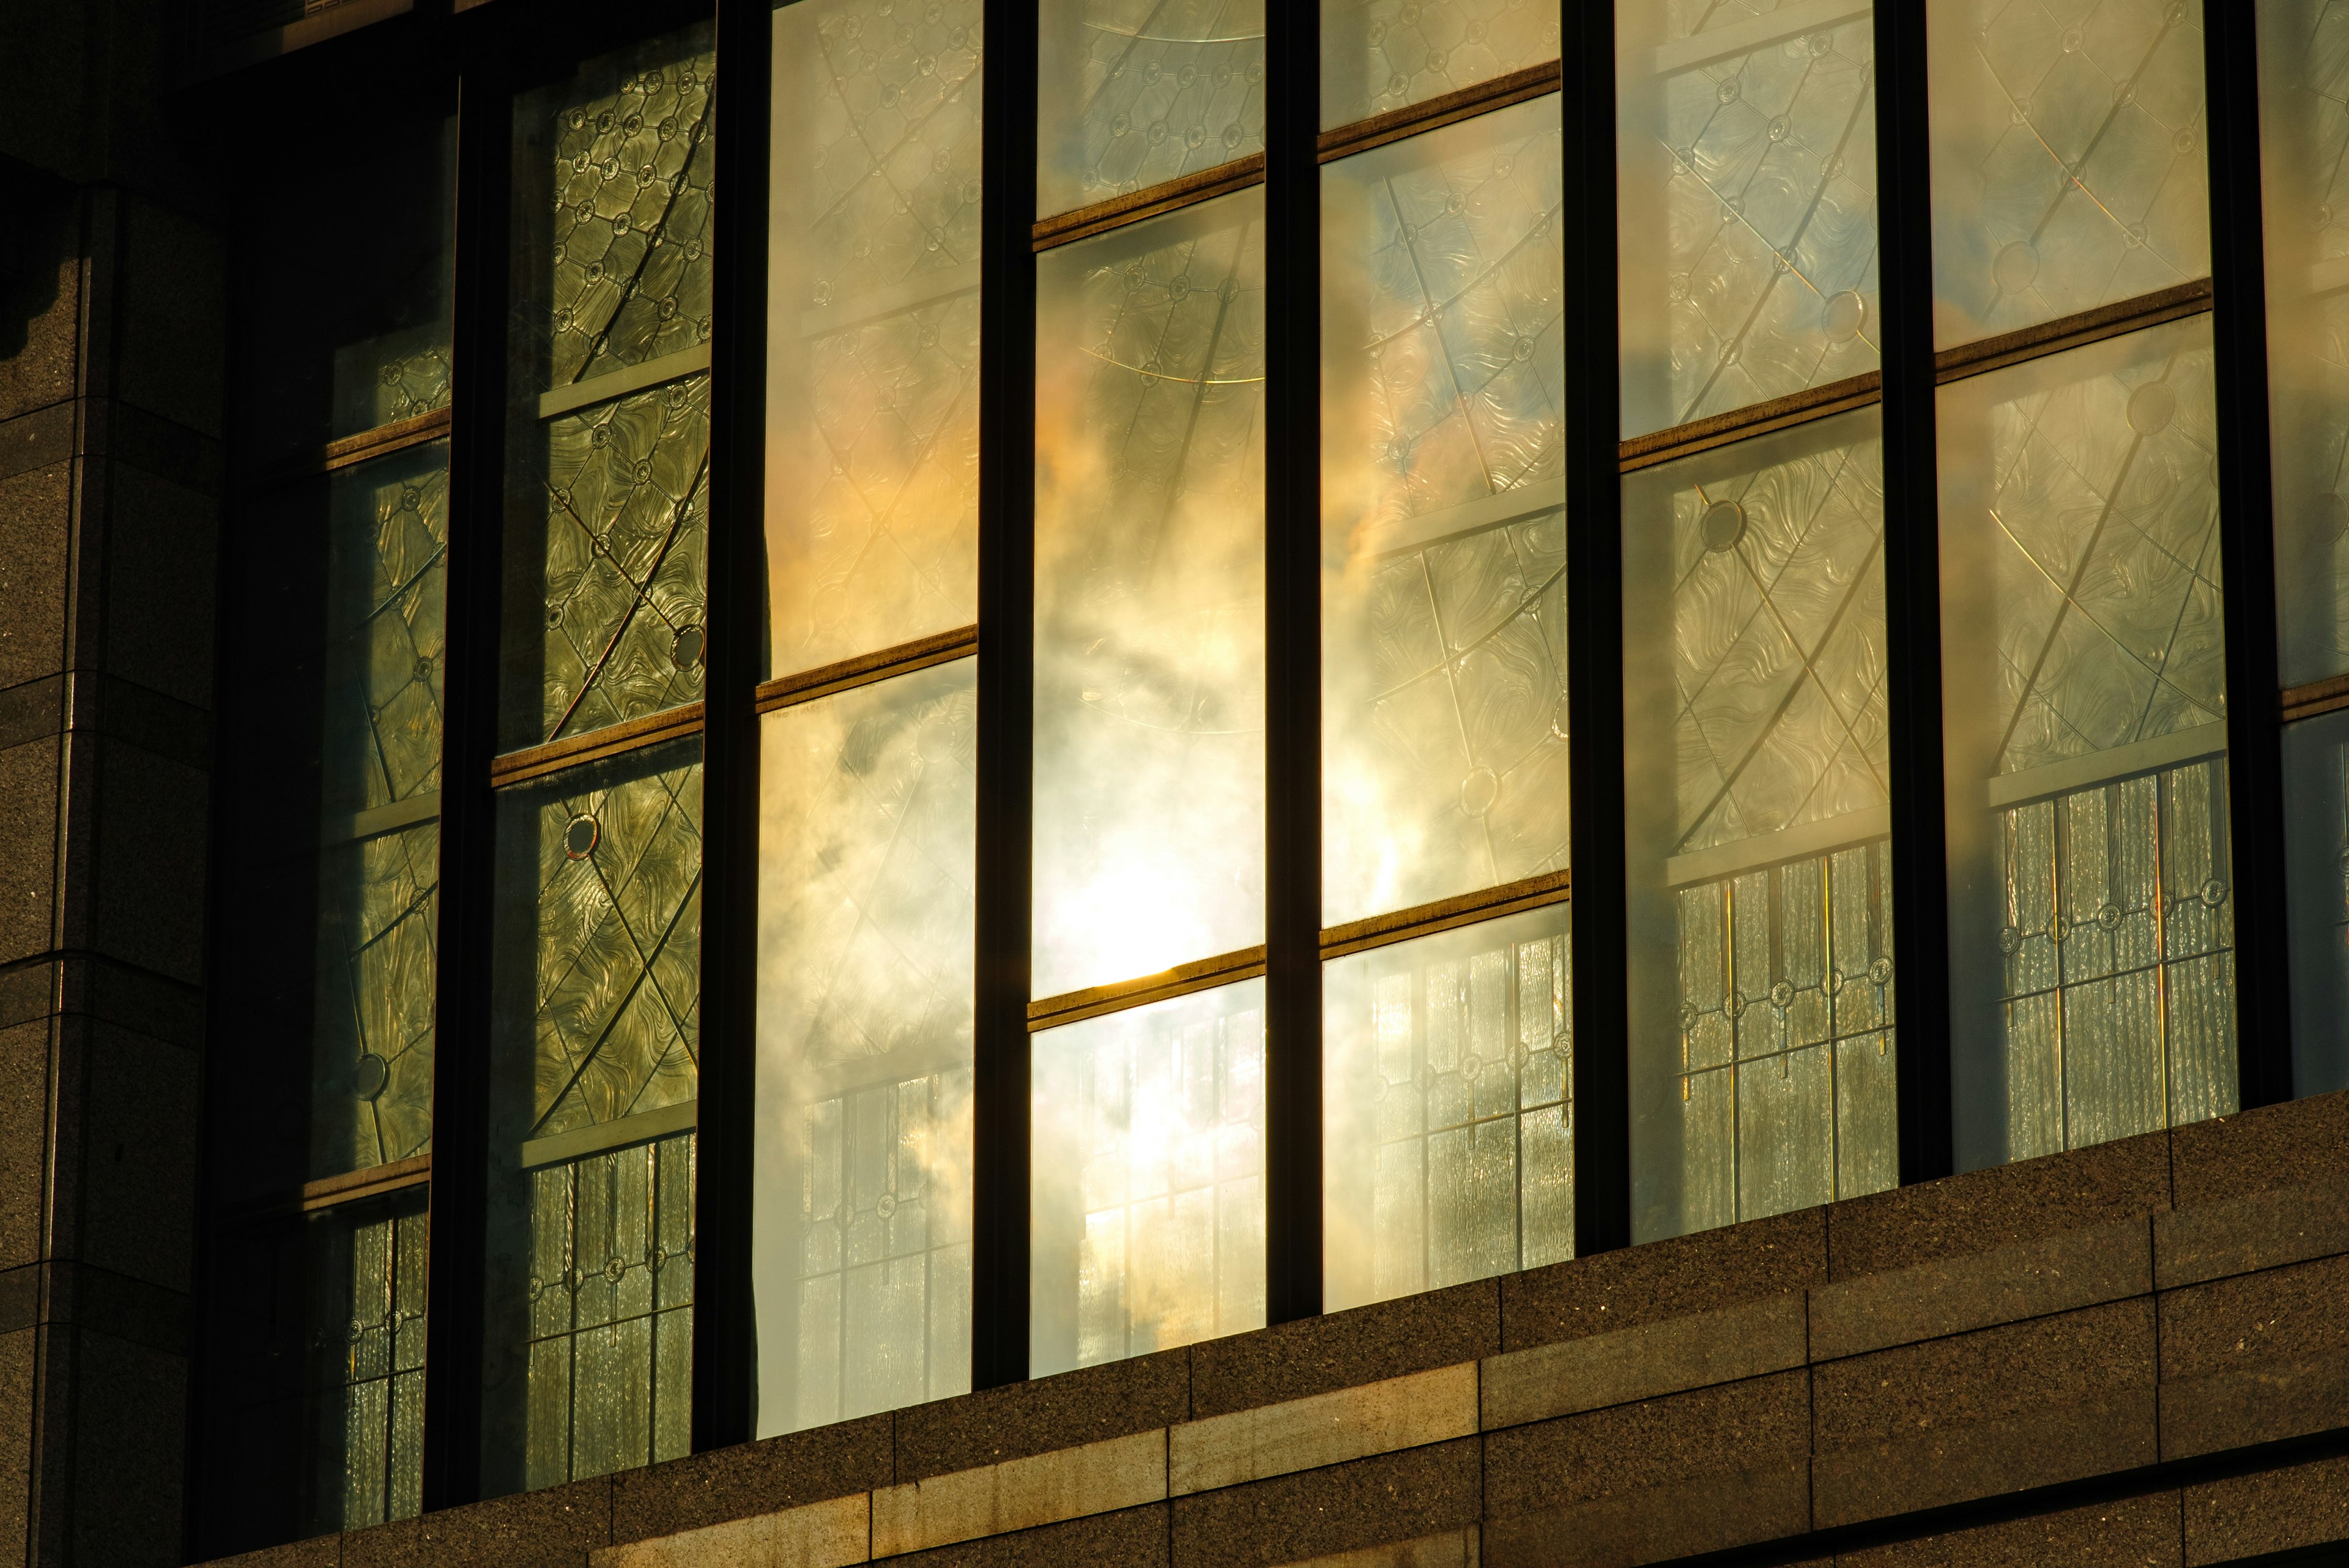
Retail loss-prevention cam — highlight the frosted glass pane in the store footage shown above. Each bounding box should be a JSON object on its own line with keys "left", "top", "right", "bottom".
{"left": 753, "top": 660, "right": 977, "bottom": 1436}
{"left": 1926, "top": 0, "right": 2208, "bottom": 349}
{"left": 1032, "top": 981, "right": 1266, "bottom": 1374}
{"left": 1324, "top": 905, "right": 1573, "bottom": 1312}
{"left": 1319, "top": 0, "right": 1562, "bottom": 130}
{"left": 1617, "top": 0, "right": 1879, "bottom": 437}
{"left": 2282, "top": 713, "right": 2349, "bottom": 1096}
{"left": 1621, "top": 410, "right": 1898, "bottom": 1244}
{"left": 767, "top": 0, "right": 983, "bottom": 677}
{"left": 1937, "top": 318, "right": 2239, "bottom": 1170}
{"left": 2258, "top": 1, "right": 2349, "bottom": 685}
{"left": 1033, "top": 191, "right": 1266, "bottom": 997}
{"left": 303, "top": 1191, "right": 428, "bottom": 1533}
{"left": 1037, "top": 0, "right": 1266, "bottom": 219}
{"left": 1321, "top": 96, "right": 1569, "bottom": 927}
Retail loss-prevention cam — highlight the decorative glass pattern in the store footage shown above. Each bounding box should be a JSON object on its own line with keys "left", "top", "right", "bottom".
{"left": 1323, "top": 98, "right": 1568, "bottom": 927}
{"left": 1324, "top": 906, "right": 1573, "bottom": 1313}
{"left": 1037, "top": 0, "right": 1266, "bottom": 219}
{"left": 1032, "top": 191, "right": 1267, "bottom": 997}
{"left": 1622, "top": 412, "right": 1898, "bottom": 1241}
{"left": 519, "top": 31, "right": 717, "bottom": 392}
{"left": 305, "top": 1193, "right": 427, "bottom": 1532}
{"left": 1939, "top": 318, "right": 2238, "bottom": 1168}
{"left": 1927, "top": 0, "right": 2208, "bottom": 349}
{"left": 2281, "top": 713, "right": 2349, "bottom": 1095}
{"left": 1031, "top": 980, "right": 1266, "bottom": 1375}
{"left": 754, "top": 659, "right": 976, "bottom": 1435}
{"left": 311, "top": 445, "right": 448, "bottom": 1181}
{"left": 2257, "top": 0, "right": 2349, "bottom": 685}
{"left": 523, "top": 1133, "right": 694, "bottom": 1487}
{"left": 1617, "top": 0, "right": 1880, "bottom": 438}
{"left": 525, "top": 377, "right": 711, "bottom": 748}
{"left": 1320, "top": 0, "right": 1562, "bottom": 130}
{"left": 768, "top": 0, "right": 985, "bottom": 676}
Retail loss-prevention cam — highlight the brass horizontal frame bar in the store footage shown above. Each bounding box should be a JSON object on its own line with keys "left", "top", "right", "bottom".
{"left": 2283, "top": 674, "right": 2349, "bottom": 725}
{"left": 1619, "top": 373, "right": 1882, "bottom": 474}
{"left": 491, "top": 703, "right": 706, "bottom": 789}
{"left": 240, "top": 406, "right": 453, "bottom": 492}
{"left": 1028, "top": 945, "right": 1269, "bottom": 1032}
{"left": 1032, "top": 155, "right": 1266, "bottom": 252}
{"left": 1934, "top": 279, "right": 2214, "bottom": 386}
{"left": 1316, "top": 60, "right": 1565, "bottom": 164}
{"left": 754, "top": 625, "right": 979, "bottom": 715}
{"left": 1319, "top": 869, "right": 1573, "bottom": 962}
{"left": 299, "top": 1153, "right": 431, "bottom": 1214}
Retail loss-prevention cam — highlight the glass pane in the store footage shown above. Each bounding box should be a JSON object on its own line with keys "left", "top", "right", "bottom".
{"left": 1031, "top": 980, "right": 1266, "bottom": 1374}
{"left": 2283, "top": 712, "right": 2349, "bottom": 1096}
{"left": 305, "top": 1191, "right": 429, "bottom": 1533}
{"left": 766, "top": 0, "right": 984, "bottom": 677}
{"left": 1938, "top": 317, "right": 2238, "bottom": 1170}
{"left": 1324, "top": 905, "right": 1572, "bottom": 1312}
{"left": 753, "top": 659, "right": 977, "bottom": 1435}
{"left": 1615, "top": 0, "right": 1878, "bottom": 439}
{"left": 484, "top": 740, "right": 702, "bottom": 1494}
{"left": 1321, "top": 97, "right": 1568, "bottom": 928}
{"left": 1621, "top": 409, "right": 1898, "bottom": 1243}
{"left": 1036, "top": 0, "right": 1266, "bottom": 220}
{"left": 2257, "top": 0, "right": 2349, "bottom": 686}
{"left": 1033, "top": 190, "right": 1267, "bottom": 997}
{"left": 506, "top": 27, "right": 718, "bottom": 751}
{"left": 1926, "top": 0, "right": 2208, "bottom": 350}
{"left": 1320, "top": 0, "right": 1561, "bottom": 130}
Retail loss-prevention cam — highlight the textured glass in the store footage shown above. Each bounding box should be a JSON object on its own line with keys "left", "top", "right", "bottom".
{"left": 311, "top": 445, "right": 448, "bottom": 1180}
{"left": 753, "top": 659, "right": 977, "bottom": 1436}
{"left": 1617, "top": 0, "right": 1879, "bottom": 438}
{"left": 522, "top": 1134, "right": 696, "bottom": 1488}
{"left": 1037, "top": 0, "right": 1266, "bottom": 219}
{"left": 1033, "top": 191, "right": 1266, "bottom": 997}
{"left": 304, "top": 1192, "right": 428, "bottom": 1532}
{"left": 514, "top": 30, "right": 717, "bottom": 392}
{"left": 1031, "top": 980, "right": 1266, "bottom": 1375}
{"left": 1321, "top": 97, "right": 1569, "bottom": 927}
{"left": 767, "top": 0, "right": 984, "bottom": 677}
{"left": 2282, "top": 713, "right": 2349, "bottom": 1096}
{"left": 1320, "top": 0, "right": 1562, "bottom": 130}
{"left": 1324, "top": 906, "right": 1573, "bottom": 1312}
{"left": 1939, "top": 318, "right": 2238, "bottom": 1170}
{"left": 2258, "top": 1, "right": 2349, "bottom": 685}
{"left": 1622, "top": 411, "right": 1898, "bottom": 1242}
{"left": 1927, "top": 0, "right": 2208, "bottom": 349}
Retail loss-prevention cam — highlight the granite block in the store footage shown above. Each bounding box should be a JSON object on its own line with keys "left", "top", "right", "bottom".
{"left": 0, "top": 463, "right": 70, "bottom": 691}
{"left": 885, "top": 1503, "right": 1170, "bottom": 1568}
{"left": 343, "top": 1478, "right": 610, "bottom": 1568}
{"left": 0, "top": 1326, "right": 32, "bottom": 1566}
{"left": 117, "top": 196, "right": 225, "bottom": 439}
{"left": 2181, "top": 1450, "right": 2349, "bottom": 1566}
{"left": 80, "top": 1021, "right": 199, "bottom": 1290}
{"left": 68, "top": 1328, "right": 186, "bottom": 1568}
{"left": 0, "top": 403, "right": 72, "bottom": 486}
{"left": 1261, "top": 1531, "right": 1477, "bottom": 1568}
{"left": 1499, "top": 1207, "right": 1824, "bottom": 1352}
{"left": 0, "top": 735, "right": 58, "bottom": 968}
{"left": 894, "top": 1350, "right": 1188, "bottom": 1482}
{"left": 102, "top": 465, "right": 217, "bottom": 709}
{"left": 2156, "top": 1175, "right": 2349, "bottom": 1290}
{"left": 1836, "top": 1492, "right": 2181, "bottom": 1568}
{"left": 596, "top": 1493, "right": 867, "bottom": 1568}
{"left": 1811, "top": 1299, "right": 2158, "bottom": 1527}
{"left": 2157, "top": 1250, "right": 2349, "bottom": 1458}
{"left": 873, "top": 1429, "right": 1166, "bottom": 1556}
{"left": 1480, "top": 1371, "right": 1809, "bottom": 1568}
{"left": 1480, "top": 1289, "right": 1805, "bottom": 1429}
{"left": 1827, "top": 1132, "right": 2171, "bottom": 1279}
{"left": 609, "top": 1414, "right": 892, "bottom": 1545}
{"left": 0, "top": 1021, "right": 47, "bottom": 1272}
{"left": 1189, "top": 1281, "right": 1497, "bottom": 1419}
{"left": 91, "top": 738, "right": 209, "bottom": 983}
{"left": 1170, "top": 1439, "right": 1479, "bottom": 1568}
{"left": 2170, "top": 1090, "right": 2349, "bottom": 1209}
{"left": 203, "top": 1536, "right": 344, "bottom": 1568}
{"left": 1171, "top": 1364, "right": 1475, "bottom": 1495}
{"left": 0, "top": 237, "right": 77, "bottom": 425}
{"left": 1810, "top": 1217, "right": 2150, "bottom": 1361}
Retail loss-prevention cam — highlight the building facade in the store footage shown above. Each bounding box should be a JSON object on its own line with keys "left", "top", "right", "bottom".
{"left": 4, "top": 0, "right": 2349, "bottom": 1564}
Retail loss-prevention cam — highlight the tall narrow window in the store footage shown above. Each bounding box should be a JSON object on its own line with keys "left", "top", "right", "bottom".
{"left": 753, "top": 0, "right": 984, "bottom": 1439}
{"left": 1036, "top": 1, "right": 1267, "bottom": 219}
{"left": 483, "top": 25, "right": 714, "bottom": 1493}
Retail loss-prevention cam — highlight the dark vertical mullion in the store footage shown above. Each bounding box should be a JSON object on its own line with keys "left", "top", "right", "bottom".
{"left": 2204, "top": 3, "right": 2293, "bottom": 1107}
{"left": 423, "top": 50, "right": 515, "bottom": 1512}
{"left": 1565, "top": 1, "right": 1630, "bottom": 1258}
{"left": 692, "top": 0, "right": 771, "bottom": 1451}
{"left": 1875, "top": 0, "right": 1954, "bottom": 1181}
{"left": 1263, "top": 1, "right": 1323, "bottom": 1325}
{"left": 971, "top": 0, "right": 1040, "bottom": 1391}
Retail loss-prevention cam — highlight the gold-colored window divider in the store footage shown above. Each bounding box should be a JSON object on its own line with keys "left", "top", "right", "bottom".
{"left": 2283, "top": 674, "right": 2349, "bottom": 725}
{"left": 1319, "top": 868, "right": 1572, "bottom": 962}
{"left": 1032, "top": 155, "right": 1267, "bottom": 253}
{"left": 1620, "top": 374, "right": 1881, "bottom": 475}
{"left": 1028, "top": 946, "right": 1269, "bottom": 1033}
{"left": 237, "top": 404, "right": 453, "bottom": 492}
{"left": 1315, "top": 60, "right": 1564, "bottom": 165}
{"left": 755, "top": 624, "right": 979, "bottom": 715}
{"left": 490, "top": 702, "right": 706, "bottom": 789}
{"left": 215, "top": 1153, "right": 433, "bottom": 1222}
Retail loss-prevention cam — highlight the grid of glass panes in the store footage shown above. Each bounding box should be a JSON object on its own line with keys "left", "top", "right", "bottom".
{"left": 308, "top": 1193, "right": 429, "bottom": 1530}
